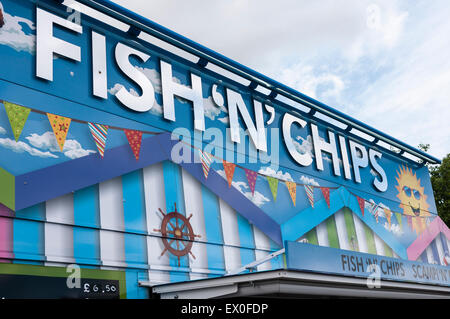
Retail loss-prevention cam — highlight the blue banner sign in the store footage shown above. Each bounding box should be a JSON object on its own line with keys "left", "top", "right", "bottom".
{"left": 285, "top": 241, "right": 450, "bottom": 287}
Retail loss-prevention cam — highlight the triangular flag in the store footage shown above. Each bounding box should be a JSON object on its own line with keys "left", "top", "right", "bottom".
{"left": 88, "top": 122, "right": 109, "bottom": 158}
{"left": 303, "top": 184, "right": 314, "bottom": 208}
{"left": 287, "top": 182, "right": 297, "bottom": 206}
{"left": 199, "top": 149, "right": 213, "bottom": 179}
{"left": 267, "top": 177, "right": 279, "bottom": 201}
{"left": 124, "top": 129, "right": 143, "bottom": 160}
{"left": 395, "top": 212, "right": 403, "bottom": 230}
{"left": 384, "top": 208, "right": 392, "bottom": 227}
{"left": 244, "top": 169, "right": 258, "bottom": 196}
{"left": 356, "top": 196, "right": 365, "bottom": 216}
{"left": 369, "top": 202, "right": 379, "bottom": 223}
{"left": 4, "top": 101, "right": 30, "bottom": 141}
{"left": 47, "top": 113, "right": 71, "bottom": 152}
{"left": 222, "top": 160, "right": 236, "bottom": 187}
{"left": 320, "top": 187, "right": 330, "bottom": 208}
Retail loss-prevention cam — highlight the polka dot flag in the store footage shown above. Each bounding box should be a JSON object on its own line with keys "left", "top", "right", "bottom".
{"left": 47, "top": 113, "right": 71, "bottom": 152}
{"left": 124, "top": 129, "right": 143, "bottom": 160}
{"left": 222, "top": 160, "right": 236, "bottom": 187}
{"left": 287, "top": 181, "right": 297, "bottom": 206}
{"left": 244, "top": 168, "right": 258, "bottom": 196}
{"left": 4, "top": 101, "right": 30, "bottom": 141}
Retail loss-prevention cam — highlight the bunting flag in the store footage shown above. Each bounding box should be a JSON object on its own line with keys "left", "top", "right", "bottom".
{"left": 356, "top": 196, "right": 365, "bottom": 216}
{"left": 244, "top": 168, "right": 258, "bottom": 195}
{"left": 303, "top": 184, "right": 314, "bottom": 208}
{"left": 395, "top": 212, "right": 403, "bottom": 230}
{"left": 47, "top": 113, "right": 71, "bottom": 152}
{"left": 284, "top": 181, "right": 296, "bottom": 206}
{"left": 320, "top": 187, "right": 330, "bottom": 208}
{"left": 222, "top": 160, "right": 236, "bottom": 187}
{"left": 384, "top": 208, "right": 392, "bottom": 227}
{"left": 198, "top": 149, "right": 213, "bottom": 179}
{"left": 124, "top": 129, "right": 143, "bottom": 160}
{"left": 369, "top": 202, "right": 379, "bottom": 223}
{"left": 407, "top": 215, "right": 413, "bottom": 231}
{"left": 88, "top": 122, "right": 109, "bottom": 158}
{"left": 267, "top": 176, "right": 279, "bottom": 201}
{"left": 4, "top": 101, "right": 30, "bottom": 141}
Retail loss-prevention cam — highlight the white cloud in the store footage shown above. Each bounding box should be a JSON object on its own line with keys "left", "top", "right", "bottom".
{"left": 258, "top": 166, "right": 293, "bottom": 182}
{"left": 299, "top": 175, "right": 319, "bottom": 187}
{"left": 0, "top": 4, "right": 36, "bottom": 54}
{"left": 26, "top": 131, "right": 96, "bottom": 159}
{"left": 216, "top": 169, "right": 270, "bottom": 207}
{"left": 0, "top": 137, "right": 58, "bottom": 158}
{"left": 0, "top": 126, "right": 6, "bottom": 135}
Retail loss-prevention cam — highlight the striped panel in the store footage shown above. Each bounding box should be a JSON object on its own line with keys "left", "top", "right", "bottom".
{"left": 180, "top": 168, "right": 208, "bottom": 280}
{"left": 334, "top": 209, "right": 350, "bottom": 250}
{"left": 13, "top": 204, "right": 46, "bottom": 263}
{"left": 325, "top": 215, "right": 340, "bottom": 249}
{"left": 0, "top": 206, "right": 13, "bottom": 262}
{"left": 73, "top": 185, "right": 101, "bottom": 266}
{"left": 304, "top": 228, "right": 319, "bottom": 245}
{"left": 353, "top": 213, "right": 368, "bottom": 253}
{"left": 434, "top": 234, "right": 445, "bottom": 265}
{"left": 343, "top": 208, "right": 359, "bottom": 251}
{"left": 143, "top": 163, "right": 170, "bottom": 285}
{"left": 219, "top": 199, "right": 241, "bottom": 273}
{"left": 99, "top": 177, "right": 126, "bottom": 268}
{"left": 200, "top": 185, "right": 225, "bottom": 278}
{"left": 236, "top": 212, "right": 256, "bottom": 271}
{"left": 316, "top": 221, "right": 329, "bottom": 247}
{"left": 430, "top": 239, "right": 440, "bottom": 265}
{"left": 363, "top": 224, "right": 377, "bottom": 255}
{"left": 440, "top": 233, "right": 449, "bottom": 254}
{"left": 373, "top": 233, "right": 386, "bottom": 256}
{"left": 253, "top": 226, "right": 272, "bottom": 272}
{"left": 162, "top": 161, "right": 189, "bottom": 282}
{"left": 45, "top": 193, "right": 75, "bottom": 265}
{"left": 383, "top": 243, "right": 393, "bottom": 257}
{"left": 425, "top": 246, "right": 435, "bottom": 264}
{"left": 122, "top": 169, "right": 149, "bottom": 299}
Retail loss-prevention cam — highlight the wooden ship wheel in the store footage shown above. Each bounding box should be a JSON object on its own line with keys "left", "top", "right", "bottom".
{"left": 154, "top": 203, "right": 201, "bottom": 266}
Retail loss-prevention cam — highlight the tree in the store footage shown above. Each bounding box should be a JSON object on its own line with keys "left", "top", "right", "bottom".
{"left": 418, "top": 144, "right": 450, "bottom": 226}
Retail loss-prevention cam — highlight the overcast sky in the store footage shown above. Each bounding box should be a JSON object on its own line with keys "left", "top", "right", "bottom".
{"left": 111, "top": 0, "right": 450, "bottom": 160}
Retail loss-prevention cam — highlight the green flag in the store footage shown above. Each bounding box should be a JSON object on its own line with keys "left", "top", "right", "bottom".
{"left": 395, "top": 212, "right": 402, "bottom": 230}
{"left": 4, "top": 101, "right": 31, "bottom": 141}
{"left": 267, "top": 176, "right": 279, "bottom": 201}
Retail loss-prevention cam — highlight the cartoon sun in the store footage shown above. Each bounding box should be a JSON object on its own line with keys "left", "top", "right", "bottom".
{"left": 395, "top": 166, "right": 430, "bottom": 235}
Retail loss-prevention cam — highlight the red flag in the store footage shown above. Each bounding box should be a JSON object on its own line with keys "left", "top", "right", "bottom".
{"left": 244, "top": 169, "right": 258, "bottom": 196}
{"left": 357, "top": 196, "right": 365, "bottom": 216}
{"left": 222, "top": 160, "right": 236, "bottom": 187}
{"left": 124, "top": 129, "right": 143, "bottom": 160}
{"left": 320, "top": 187, "right": 330, "bottom": 208}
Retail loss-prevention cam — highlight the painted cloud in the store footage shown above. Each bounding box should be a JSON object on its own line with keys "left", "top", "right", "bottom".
{"left": 0, "top": 3, "right": 36, "bottom": 54}
{"left": 26, "top": 131, "right": 96, "bottom": 159}
{"left": 0, "top": 137, "right": 58, "bottom": 158}
{"left": 216, "top": 169, "right": 270, "bottom": 207}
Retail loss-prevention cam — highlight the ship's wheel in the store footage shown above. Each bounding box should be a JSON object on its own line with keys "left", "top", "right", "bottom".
{"left": 154, "top": 203, "right": 201, "bottom": 266}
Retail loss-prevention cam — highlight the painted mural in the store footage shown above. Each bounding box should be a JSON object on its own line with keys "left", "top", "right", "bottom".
{"left": 0, "top": 0, "right": 448, "bottom": 298}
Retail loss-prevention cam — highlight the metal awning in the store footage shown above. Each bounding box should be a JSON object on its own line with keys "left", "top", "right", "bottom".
{"left": 140, "top": 270, "right": 450, "bottom": 299}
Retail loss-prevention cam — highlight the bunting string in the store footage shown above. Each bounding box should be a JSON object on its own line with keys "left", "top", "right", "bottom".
{"left": 0, "top": 99, "right": 439, "bottom": 222}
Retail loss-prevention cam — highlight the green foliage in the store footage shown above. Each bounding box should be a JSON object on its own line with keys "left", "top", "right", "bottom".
{"left": 429, "top": 154, "right": 450, "bottom": 227}
{"left": 418, "top": 144, "right": 449, "bottom": 226}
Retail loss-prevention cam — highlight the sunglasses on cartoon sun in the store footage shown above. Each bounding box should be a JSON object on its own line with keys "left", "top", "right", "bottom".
{"left": 403, "top": 186, "right": 421, "bottom": 200}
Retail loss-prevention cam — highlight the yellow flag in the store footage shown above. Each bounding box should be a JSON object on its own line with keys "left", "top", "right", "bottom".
{"left": 286, "top": 181, "right": 297, "bottom": 206}
{"left": 47, "top": 113, "right": 71, "bottom": 152}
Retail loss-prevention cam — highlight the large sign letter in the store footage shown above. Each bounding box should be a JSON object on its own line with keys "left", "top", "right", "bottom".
{"left": 282, "top": 113, "right": 312, "bottom": 167}
{"left": 36, "top": 8, "right": 82, "bottom": 81}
